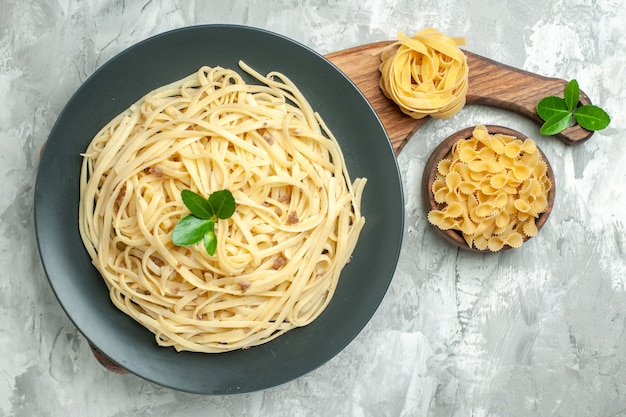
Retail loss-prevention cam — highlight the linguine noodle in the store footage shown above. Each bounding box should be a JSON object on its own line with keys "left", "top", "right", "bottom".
{"left": 79, "top": 62, "right": 366, "bottom": 353}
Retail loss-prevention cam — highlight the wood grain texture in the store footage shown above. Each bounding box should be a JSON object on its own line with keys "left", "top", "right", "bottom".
{"left": 325, "top": 41, "right": 594, "bottom": 154}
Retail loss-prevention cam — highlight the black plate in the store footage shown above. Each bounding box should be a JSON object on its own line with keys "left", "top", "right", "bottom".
{"left": 34, "top": 25, "right": 404, "bottom": 394}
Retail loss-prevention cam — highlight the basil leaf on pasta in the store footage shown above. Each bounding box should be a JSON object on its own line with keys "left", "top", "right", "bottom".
{"left": 208, "top": 189, "right": 237, "bottom": 220}
{"left": 172, "top": 216, "right": 214, "bottom": 246}
{"left": 181, "top": 189, "right": 213, "bottom": 220}
{"left": 203, "top": 230, "right": 218, "bottom": 256}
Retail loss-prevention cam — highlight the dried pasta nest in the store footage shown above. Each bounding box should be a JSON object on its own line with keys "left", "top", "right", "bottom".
{"left": 422, "top": 125, "right": 555, "bottom": 252}
{"left": 379, "top": 28, "right": 469, "bottom": 119}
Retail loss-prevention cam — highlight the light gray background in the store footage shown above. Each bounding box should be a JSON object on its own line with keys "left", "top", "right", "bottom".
{"left": 2, "top": 0, "right": 625, "bottom": 416}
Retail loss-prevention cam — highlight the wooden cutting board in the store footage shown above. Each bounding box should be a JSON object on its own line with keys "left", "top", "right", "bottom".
{"left": 89, "top": 40, "right": 593, "bottom": 373}
{"left": 325, "top": 40, "right": 593, "bottom": 154}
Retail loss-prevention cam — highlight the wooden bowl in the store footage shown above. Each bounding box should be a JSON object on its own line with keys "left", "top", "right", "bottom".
{"left": 421, "top": 125, "right": 556, "bottom": 252}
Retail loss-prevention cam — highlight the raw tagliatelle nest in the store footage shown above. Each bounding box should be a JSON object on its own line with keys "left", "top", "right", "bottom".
{"left": 379, "top": 28, "right": 469, "bottom": 119}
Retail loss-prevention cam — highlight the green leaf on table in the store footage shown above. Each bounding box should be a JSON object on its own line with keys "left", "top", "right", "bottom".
{"left": 574, "top": 105, "right": 611, "bottom": 131}
{"left": 536, "top": 79, "right": 610, "bottom": 136}
{"left": 564, "top": 79, "right": 580, "bottom": 112}
{"left": 536, "top": 96, "right": 569, "bottom": 121}
{"left": 540, "top": 112, "right": 573, "bottom": 136}
{"left": 172, "top": 215, "right": 214, "bottom": 246}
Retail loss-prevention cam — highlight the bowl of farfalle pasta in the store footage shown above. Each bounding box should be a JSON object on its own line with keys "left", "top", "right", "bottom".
{"left": 422, "top": 125, "right": 555, "bottom": 252}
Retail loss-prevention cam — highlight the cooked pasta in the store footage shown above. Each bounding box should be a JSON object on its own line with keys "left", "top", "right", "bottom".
{"left": 427, "top": 125, "right": 550, "bottom": 251}
{"left": 379, "top": 28, "right": 469, "bottom": 119}
{"left": 78, "top": 62, "right": 366, "bottom": 353}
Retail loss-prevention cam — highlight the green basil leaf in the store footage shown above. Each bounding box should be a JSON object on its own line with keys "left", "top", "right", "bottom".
{"left": 536, "top": 96, "right": 569, "bottom": 122}
{"left": 172, "top": 189, "right": 236, "bottom": 254}
{"left": 574, "top": 104, "right": 611, "bottom": 131}
{"left": 208, "top": 189, "right": 237, "bottom": 219}
{"left": 172, "top": 215, "right": 214, "bottom": 246}
{"left": 564, "top": 79, "right": 580, "bottom": 112}
{"left": 203, "top": 229, "right": 218, "bottom": 255}
{"left": 540, "top": 112, "right": 573, "bottom": 136}
{"left": 537, "top": 79, "right": 610, "bottom": 135}
{"left": 181, "top": 189, "right": 214, "bottom": 220}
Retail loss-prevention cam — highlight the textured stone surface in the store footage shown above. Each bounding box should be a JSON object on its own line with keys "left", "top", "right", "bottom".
{"left": 1, "top": 0, "right": 625, "bottom": 415}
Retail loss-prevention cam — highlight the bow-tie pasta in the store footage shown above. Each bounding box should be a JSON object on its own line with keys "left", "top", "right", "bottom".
{"left": 428, "top": 125, "right": 551, "bottom": 251}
